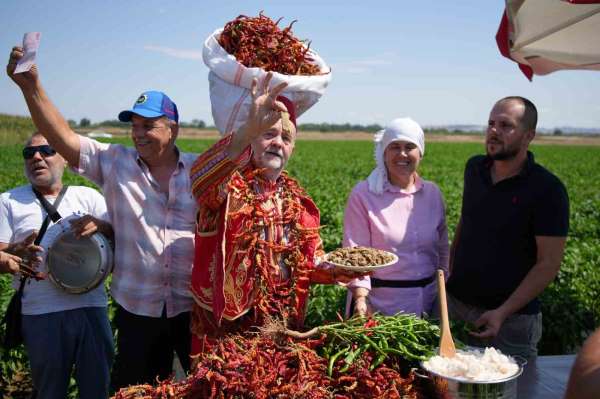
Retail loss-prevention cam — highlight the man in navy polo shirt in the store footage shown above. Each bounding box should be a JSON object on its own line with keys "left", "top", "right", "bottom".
{"left": 447, "top": 96, "right": 569, "bottom": 359}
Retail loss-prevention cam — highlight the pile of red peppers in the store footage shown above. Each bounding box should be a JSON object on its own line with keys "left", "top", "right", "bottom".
{"left": 218, "top": 12, "right": 322, "bottom": 76}
{"left": 112, "top": 334, "right": 424, "bottom": 399}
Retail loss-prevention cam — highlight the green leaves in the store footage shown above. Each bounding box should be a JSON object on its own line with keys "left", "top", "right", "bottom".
{"left": 0, "top": 114, "right": 36, "bottom": 145}
{"left": 0, "top": 136, "right": 599, "bottom": 396}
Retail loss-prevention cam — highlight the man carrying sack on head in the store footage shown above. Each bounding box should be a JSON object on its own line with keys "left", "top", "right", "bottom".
{"left": 189, "top": 73, "right": 365, "bottom": 355}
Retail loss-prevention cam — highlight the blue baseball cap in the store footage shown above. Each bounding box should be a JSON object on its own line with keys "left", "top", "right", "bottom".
{"left": 118, "top": 91, "right": 179, "bottom": 123}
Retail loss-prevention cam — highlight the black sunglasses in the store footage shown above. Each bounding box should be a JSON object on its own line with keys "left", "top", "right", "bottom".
{"left": 22, "top": 145, "right": 57, "bottom": 159}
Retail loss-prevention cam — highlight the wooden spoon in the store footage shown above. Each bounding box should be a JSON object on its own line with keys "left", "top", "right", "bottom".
{"left": 437, "top": 269, "right": 456, "bottom": 358}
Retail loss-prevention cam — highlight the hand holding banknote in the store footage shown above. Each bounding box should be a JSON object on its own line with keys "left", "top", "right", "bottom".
{"left": 7, "top": 32, "right": 41, "bottom": 90}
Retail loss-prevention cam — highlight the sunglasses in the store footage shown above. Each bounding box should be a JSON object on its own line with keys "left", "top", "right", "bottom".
{"left": 22, "top": 145, "right": 57, "bottom": 159}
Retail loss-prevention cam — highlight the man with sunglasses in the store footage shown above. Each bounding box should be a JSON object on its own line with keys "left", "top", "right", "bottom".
{"left": 8, "top": 46, "right": 197, "bottom": 391}
{"left": 0, "top": 133, "right": 114, "bottom": 399}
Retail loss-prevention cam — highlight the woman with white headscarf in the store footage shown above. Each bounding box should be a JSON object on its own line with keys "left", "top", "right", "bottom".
{"left": 343, "top": 117, "right": 449, "bottom": 317}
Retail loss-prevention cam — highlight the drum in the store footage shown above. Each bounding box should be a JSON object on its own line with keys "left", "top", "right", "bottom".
{"left": 46, "top": 230, "right": 113, "bottom": 294}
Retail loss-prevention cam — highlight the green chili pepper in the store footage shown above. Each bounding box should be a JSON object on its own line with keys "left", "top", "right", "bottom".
{"left": 327, "top": 347, "right": 348, "bottom": 376}
{"left": 338, "top": 346, "right": 363, "bottom": 373}
{"left": 369, "top": 352, "right": 387, "bottom": 371}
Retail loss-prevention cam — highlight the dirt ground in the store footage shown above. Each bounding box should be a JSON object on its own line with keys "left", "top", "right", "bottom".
{"left": 87, "top": 128, "right": 600, "bottom": 146}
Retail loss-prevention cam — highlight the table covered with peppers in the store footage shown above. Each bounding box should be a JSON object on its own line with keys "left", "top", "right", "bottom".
{"left": 112, "top": 314, "right": 442, "bottom": 398}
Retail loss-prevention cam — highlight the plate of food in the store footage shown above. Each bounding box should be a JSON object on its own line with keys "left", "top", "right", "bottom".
{"left": 324, "top": 246, "right": 398, "bottom": 272}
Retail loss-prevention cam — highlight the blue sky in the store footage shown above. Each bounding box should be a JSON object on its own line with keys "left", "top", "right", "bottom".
{"left": 1, "top": 0, "right": 599, "bottom": 129}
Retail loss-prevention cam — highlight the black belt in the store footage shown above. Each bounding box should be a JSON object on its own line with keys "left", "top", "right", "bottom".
{"left": 371, "top": 275, "right": 435, "bottom": 288}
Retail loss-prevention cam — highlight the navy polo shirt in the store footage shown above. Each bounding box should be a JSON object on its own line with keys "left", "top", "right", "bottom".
{"left": 447, "top": 152, "right": 569, "bottom": 314}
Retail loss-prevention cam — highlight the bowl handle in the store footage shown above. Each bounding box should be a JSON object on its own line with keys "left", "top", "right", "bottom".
{"left": 411, "top": 367, "right": 431, "bottom": 380}
{"left": 513, "top": 355, "right": 528, "bottom": 368}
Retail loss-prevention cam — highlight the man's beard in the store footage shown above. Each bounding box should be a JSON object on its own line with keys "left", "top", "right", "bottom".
{"left": 27, "top": 171, "right": 60, "bottom": 189}
{"left": 488, "top": 147, "right": 519, "bottom": 160}
{"left": 26, "top": 165, "right": 60, "bottom": 188}
{"left": 261, "top": 150, "right": 285, "bottom": 170}
{"left": 262, "top": 157, "right": 283, "bottom": 170}
{"left": 486, "top": 140, "right": 520, "bottom": 161}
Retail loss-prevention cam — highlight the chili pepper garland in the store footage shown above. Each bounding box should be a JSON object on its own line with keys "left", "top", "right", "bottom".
{"left": 218, "top": 12, "right": 322, "bottom": 75}
{"left": 226, "top": 169, "right": 319, "bottom": 330}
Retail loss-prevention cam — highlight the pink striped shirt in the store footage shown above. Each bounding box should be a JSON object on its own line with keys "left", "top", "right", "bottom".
{"left": 75, "top": 136, "right": 197, "bottom": 317}
{"left": 344, "top": 177, "right": 449, "bottom": 316}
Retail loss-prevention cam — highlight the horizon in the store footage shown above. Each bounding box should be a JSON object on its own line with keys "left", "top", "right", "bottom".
{"left": 2, "top": 111, "right": 600, "bottom": 134}
{"left": 1, "top": 1, "right": 600, "bottom": 129}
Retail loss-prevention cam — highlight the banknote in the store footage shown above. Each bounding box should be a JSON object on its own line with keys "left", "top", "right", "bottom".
{"left": 15, "top": 32, "right": 41, "bottom": 74}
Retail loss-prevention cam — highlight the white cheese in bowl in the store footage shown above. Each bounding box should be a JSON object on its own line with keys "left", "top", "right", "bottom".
{"left": 423, "top": 347, "right": 519, "bottom": 382}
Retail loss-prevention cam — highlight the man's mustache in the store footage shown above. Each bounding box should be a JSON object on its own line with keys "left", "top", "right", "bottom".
{"left": 266, "top": 149, "right": 283, "bottom": 158}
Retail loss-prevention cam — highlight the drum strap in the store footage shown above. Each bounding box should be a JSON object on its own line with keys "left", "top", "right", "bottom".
{"left": 17, "top": 186, "right": 69, "bottom": 288}
{"left": 33, "top": 185, "right": 68, "bottom": 230}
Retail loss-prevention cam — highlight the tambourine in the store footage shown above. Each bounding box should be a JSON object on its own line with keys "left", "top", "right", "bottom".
{"left": 46, "top": 230, "right": 113, "bottom": 294}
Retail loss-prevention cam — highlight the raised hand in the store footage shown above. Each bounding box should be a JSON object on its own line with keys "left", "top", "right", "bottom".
{"left": 6, "top": 46, "right": 40, "bottom": 91}
{"left": 245, "top": 72, "right": 288, "bottom": 138}
{"left": 229, "top": 72, "right": 288, "bottom": 159}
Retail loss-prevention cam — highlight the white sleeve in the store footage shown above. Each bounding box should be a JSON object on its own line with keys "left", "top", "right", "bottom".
{"left": 0, "top": 195, "right": 14, "bottom": 243}
{"left": 87, "top": 188, "right": 109, "bottom": 221}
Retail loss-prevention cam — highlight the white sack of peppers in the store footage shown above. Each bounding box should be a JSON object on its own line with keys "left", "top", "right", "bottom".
{"left": 203, "top": 14, "right": 332, "bottom": 135}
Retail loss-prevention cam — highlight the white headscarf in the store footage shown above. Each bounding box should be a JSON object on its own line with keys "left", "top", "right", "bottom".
{"left": 367, "top": 117, "right": 425, "bottom": 195}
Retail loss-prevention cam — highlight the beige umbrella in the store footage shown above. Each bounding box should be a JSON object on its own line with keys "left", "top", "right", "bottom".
{"left": 497, "top": 0, "right": 600, "bottom": 80}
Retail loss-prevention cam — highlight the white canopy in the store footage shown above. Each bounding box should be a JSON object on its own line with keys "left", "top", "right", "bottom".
{"left": 496, "top": 0, "right": 600, "bottom": 80}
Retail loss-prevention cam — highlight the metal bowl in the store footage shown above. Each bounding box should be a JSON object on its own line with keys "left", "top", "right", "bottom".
{"left": 416, "top": 356, "right": 526, "bottom": 399}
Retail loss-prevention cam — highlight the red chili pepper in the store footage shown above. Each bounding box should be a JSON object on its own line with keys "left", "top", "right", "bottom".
{"left": 218, "top": 13, "right": 322, "bottom": 75}
{"left": 363, "top": 317, "right": 378, "bottom": 329}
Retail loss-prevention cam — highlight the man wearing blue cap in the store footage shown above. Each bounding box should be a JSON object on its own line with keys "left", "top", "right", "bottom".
{"left": 8, "top": 46, "right": 197, "bottom": 391}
